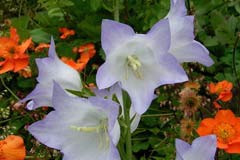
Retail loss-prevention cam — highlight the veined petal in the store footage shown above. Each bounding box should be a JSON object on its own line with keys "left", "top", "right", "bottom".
{"left": 29, "top": 83, "right": 120, "bottom": 160}
{"left": 167, "top": 0, "right": 187, "bottom": 18}
{"left": 170, "top": 40, "right": 214, "bottom": 67}
{"left": 101, "top": 19, "right": 135, "bottom": 55}
{"left": 21, "top": 38, "right": 82, "bottom": 109}
{"left": 183, "top": 135, "right": 216, "bottom": 160}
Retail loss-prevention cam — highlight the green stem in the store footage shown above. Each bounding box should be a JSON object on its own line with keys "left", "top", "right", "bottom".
{"left": 114, "top": 0, "right": 120, "bottom": 21}
{"left": 141, "top": 113, "right": 173, "bottom": 118}
{"left": 232, "top": 33, "right": 240, "bottom": 89}
{"left": 186, "top": 0, "right": 191, "bottom": 14}
{"left": 122, "top": 91, "right": 132, "bottom": 160}
{"left": 0, "top": 76, "right": 20, "bottom": 100}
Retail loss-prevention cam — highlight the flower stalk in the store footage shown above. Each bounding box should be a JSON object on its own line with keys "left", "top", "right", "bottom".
{"left": 122, "top": 90, "right": 132, "bottom": 160}
{"left": 0, "top": 76, "right": 20, "bottom": 100}
{"left": 232, "top": 33, "right": 240, "bottom": 89}
{"left": 114, "top": 0, "right": 120, "bottom": 22}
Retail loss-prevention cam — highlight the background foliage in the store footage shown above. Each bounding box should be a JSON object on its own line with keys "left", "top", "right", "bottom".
{"left": 0, "top": 0, "right": 240, "bottom": 159}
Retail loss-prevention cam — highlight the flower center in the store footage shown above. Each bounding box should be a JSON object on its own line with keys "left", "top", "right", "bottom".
{"left": 213, "top": 123, "right": 236, "bottom": 143}
{"left": 125, "top": 55, "right": 143, "bottom": 79}
{"left": 70, "top": 119, "right": 109, "bottom": 150}
{"left": 186, "top": 97, "right": 197, "bottom": 108}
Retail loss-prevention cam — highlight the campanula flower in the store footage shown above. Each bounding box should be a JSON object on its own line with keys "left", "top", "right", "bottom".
{"left": 21, "top": 38, "right": 82, "bottom": 110}
{"left": 28, "top": 82, "right": 120, "bottom": 160}
{"left": 96, "top": 19, "right": 188, "bottom": 115}
{"left": 164, "top": 0, "right": 214, "bottom": 66}
{"left": 176, "top": 135, "right": 217, "bottom": 160}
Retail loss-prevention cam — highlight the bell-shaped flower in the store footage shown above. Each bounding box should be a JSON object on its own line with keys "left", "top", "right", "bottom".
{"left": 20, "top": 38, "right": 82, "bottom": 110}
{"left": 28, "top": 82, "right": 120, "bottom": 160}
{"left": 163, "top": 0, "right": 214, "bottom": 66}
{"left": 97, "top": 19, "right": 188, "bottom": 115}
{"left": 175, "top": 135, "right": 217, "bottom": 160}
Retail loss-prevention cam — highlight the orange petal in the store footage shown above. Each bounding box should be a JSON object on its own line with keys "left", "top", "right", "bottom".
{"left": 197, "top": 118, "right": 216, "bottom": 136}
{"left": 218, "top": 92, "right": 232, "bottom": 102}
{"left": 213, "top": 101, "right": 221, "bottom": 109}
{"left": 10, "top": 27, "right": 19, "bottom": 43}
{"left": 0, "top": 60, "right": 14, "bottom": 74}
{"left": 208, "top": 83, "right": 216, "bottom": 93}
{"left": 18, "top": 38, "right": 32, "bottom": 54}
{"left": 13, "top": 58, "right": 29, "bottom": 72}
{"left": 217, "top": 141, "right": 229, "bottom": 149}
{"left": 215, "top": 109, "right": 237, "bottom": 125}
{"left": 225, "top": 142, "right": 240, "bottom": 153}
{"left": 0, "top": 135, "right": 26, "bottom": 160}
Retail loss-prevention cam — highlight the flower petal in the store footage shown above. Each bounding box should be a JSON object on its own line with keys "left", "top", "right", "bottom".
{"left": 147, "top": 19, "right": 171, "bottom": 56}
{"left": 170, "top": 40, "right": 214, "bottom": 67}
{"left": 169, "top": 16, "right": 195, "bottom": 48}
{"left": 21, "top": 83, "right": 51, "bottom": 110}
{"left": 183, "top": 135, "right": 217, "bottom": 160}
{"left": 96, "top": 62, "right": 119, "bottom": 89}
{"left": 101, "top": 19, "right": 135, "bottom": 55}
{"left": 175, "top": 139, "right": 190, "bottom": 160}
{"left": 167, "top": 0, "right": 187, "bottom": 18}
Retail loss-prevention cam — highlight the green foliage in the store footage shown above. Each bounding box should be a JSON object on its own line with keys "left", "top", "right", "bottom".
{"left": 0, "top": 0, "right": 240, "bottom": 159}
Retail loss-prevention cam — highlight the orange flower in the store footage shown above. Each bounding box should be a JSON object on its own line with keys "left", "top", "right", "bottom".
{"left": 78, "top": 43, "right": 96, "bottom": 58}
{"left": 209, "top": 80, "right": 233, "bottom": 102}
{"left": 0, "top": 135, "right": 26, "bottom": 160}
{"left": 0, "top": 27, "right": 32, "bottom": 74}
{"left": 61, "top": 57, "right": 85, "bottom": 72}
{"left": 197, "top": 109, "right": 240, "bottom": 153}
{"left": 35, "top": 43, "right": 50, "bottom": 52}
{"left": 59, "top": 27, "right": 75, "bottom": 39}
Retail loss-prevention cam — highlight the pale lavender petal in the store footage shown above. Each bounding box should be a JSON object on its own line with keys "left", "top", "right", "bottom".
{"left": 88, "top": 96, "right": 119, "bottom": 132}
{"left": 101, "top": 19, "right": 135, "bottom": 55}
{"left": 29, "top": 82, "right": 120, "bottom": 160}
{"left": 169, "top": 16, "right": 195, "bottom": 48}
{"left": 175, "top": 139, "right": 191, "bottom": 160}
{"left": 20, "top": 84, "right": 51, "bottom": 110}
{"left": 167, "top": 0, "right": 187, "bottom": 18}
{"left": 170, "top": 41, "right": 214, "bottom": 67}
{"left": 183, "top": 135, "right": 217, "bottom": 160}
{"left": 96, "top": 62, "right": 119, "bottom": 89}
{"left": 147, "top": 19, "right": 171, "bottom": 56}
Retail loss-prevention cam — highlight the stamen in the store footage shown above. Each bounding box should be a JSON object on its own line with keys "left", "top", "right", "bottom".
{"left": 126, "top": 55, "right": 143, "bottom": 79}
{"left": 70, "top": 119, "right": 109, "bottom": 150}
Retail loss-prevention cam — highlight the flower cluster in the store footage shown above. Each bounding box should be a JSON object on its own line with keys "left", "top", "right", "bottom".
{"left": 0, "top": 27, "right": 31, "bottom": 74}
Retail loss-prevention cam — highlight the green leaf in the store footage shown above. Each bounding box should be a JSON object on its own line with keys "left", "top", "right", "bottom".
{"left": 17, "top": 77, "right": 36, "bottom": 89}
{"left": 30, "top": 28, "right": 51, "bottom": 43}
{"left": 11, "top": 16, "right": 30, "bottom": 29}
{"left": 90, "top": 0, "right": 102, "bottom": 11}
